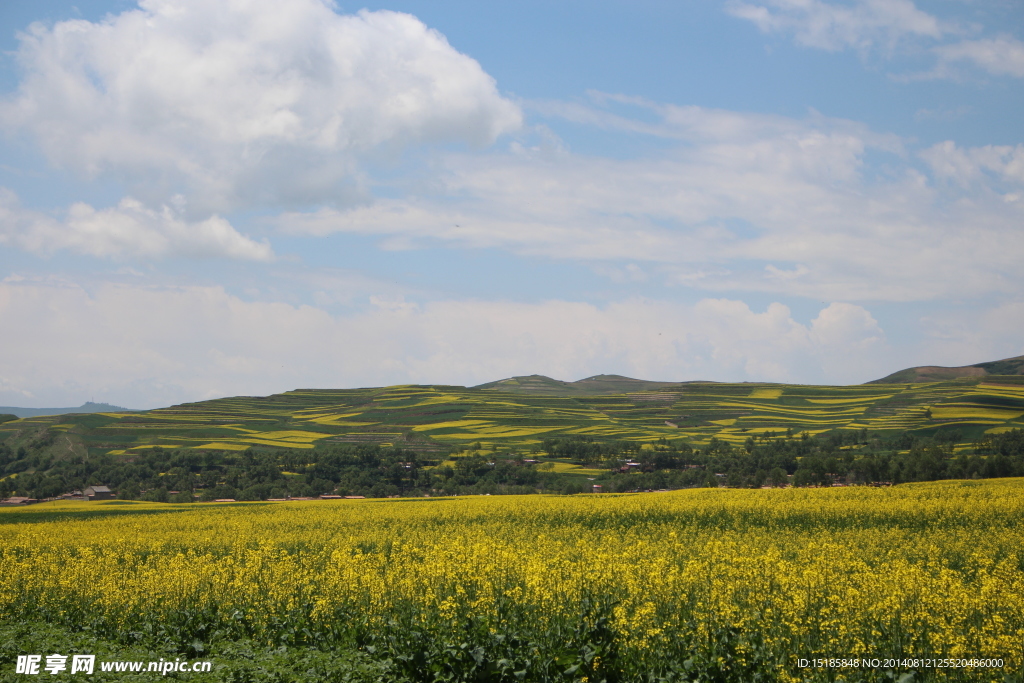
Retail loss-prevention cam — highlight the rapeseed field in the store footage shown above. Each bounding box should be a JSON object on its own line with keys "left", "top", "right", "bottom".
{"left": 2, "top": 481, "right": 1022, "bottom": 681}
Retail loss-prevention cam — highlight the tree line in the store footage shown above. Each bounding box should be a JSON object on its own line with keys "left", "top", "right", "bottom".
{"left": 1, "top": 427, "right": 1022, "bottom": 501}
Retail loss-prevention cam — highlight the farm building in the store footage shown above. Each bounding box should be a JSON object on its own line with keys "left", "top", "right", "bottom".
{"left": 84, "top": 485, "right": 114, "bottom": 500}
{"left": 1, "top": 497, "right": 38, "bottom": 506}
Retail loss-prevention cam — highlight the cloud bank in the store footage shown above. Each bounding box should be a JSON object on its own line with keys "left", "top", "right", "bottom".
{"left": 0, "top": 189, "right": 272, "bottom": 260}
{"left": 0, "top": 279, "right": 890, "bottom": 407}
{"left": 278, "top": 101, "right": 1024, "bottom": 302}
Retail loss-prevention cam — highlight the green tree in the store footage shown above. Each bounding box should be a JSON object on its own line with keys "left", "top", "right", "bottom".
{"left": 751, "top": 469, "right": 768, "bottom": 488}
{"left": 119, "top": 481, "right": 140, "bottom": 500}
{"left": 767, "top": 467, "right": 788, "bottom": 487}
{"left": 143, "top": 487, "right": 169, "bottom": 503}
{"left": 792, "top": 469, "right": 815, "bottom": 487}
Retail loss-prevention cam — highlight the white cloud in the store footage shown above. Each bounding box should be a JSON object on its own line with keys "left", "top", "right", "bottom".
{"left": 726, "top": 0, "right": 945, "bottom": 52}
{"left": 726, "top": 0, "right": 1024, "bottom": 81}
{"left": 0, "top": 189, "right": 272, "bottom": 260}
{"left": 275, "top": 103, "right": 1024, "bottom": 302}
{"left": 2, "top": 0, "right": 521, "bottom": 215}
{"left": 935, "top": 36, "right": 1024, "bottom": 78}
{"left": 920, "top": 141, "right": 1024, "bottom": 187}
{"left": 0, "top": 279, "right": 893, "bottom": 407}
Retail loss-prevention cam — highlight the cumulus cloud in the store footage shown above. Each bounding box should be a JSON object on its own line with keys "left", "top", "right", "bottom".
{"left": 725, "top": 0, "right": 945, "bottom": 52}
{"left": 0, "top": 189, "right": 272, "bottom": 260}
{"left": 2, "top": 0, "right": 521, "bottom": 215}
{"left": 275, "top": 101, "right": 1024, "bottom": 301}
{"left": 0, "top": 279, "right": 893, "bottom": 407}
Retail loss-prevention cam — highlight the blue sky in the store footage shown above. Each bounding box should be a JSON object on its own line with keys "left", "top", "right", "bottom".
{"left": 0, "top": 0, "right": 1022, "bottom": 408}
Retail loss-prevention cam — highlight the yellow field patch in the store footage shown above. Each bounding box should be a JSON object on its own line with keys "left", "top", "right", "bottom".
{"left": 931, "top": 406, "right": 1024, "bottom": 421}
{"left": 402, "top": 395, "right": 464, "bottom": 408}
{"left": 537, "top": 461, "right": 606, "bottom": 475}
{"left": 985, "top": 425, "right": 1024, "bottom": 434}
{"left": 238, "top": 439, "right": 316, "bottom": 449}
{"left": 748, "top": 388, "right": 782, "bottom": 399}
{"left": 412, "top": 420, "right": 493, "bottom": 432}
{"left": 539, "top": 462, "right": 582, "bottom": 473}
{"left": 195, "top": 442, "right": 251, "bottom": 451}
{"left": 805, "top": 396, "right": 893, "bottom": 404}
{"left": 255, "top": 430, "right": 332, "bottom": 443}
{"left": 739, "top": 415, "right": 852, "bottom": 424}
{"left": 301, "top": 410, "right": 362, "bottom": 418}
{"left": 425, "top": 460, "right": 459, "bottom": 470}
{"left": 719, "top": 401, "right": 867, "bottom": 415}
{"left": 977, "top": 383, "right": 1024, "bottom": 393}
{"left": 433, "top": 427, "right": 560, "bottom": 440}
{"left": 735, "top": 426, "right": 795, "bottom": 435}
{"left": 307, "top": 417, "right": 380, "bottom": 427}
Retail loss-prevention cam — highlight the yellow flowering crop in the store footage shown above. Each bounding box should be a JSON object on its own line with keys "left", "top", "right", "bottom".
{"left": 1, "top": 480, "right": 1022, "bottom": 680}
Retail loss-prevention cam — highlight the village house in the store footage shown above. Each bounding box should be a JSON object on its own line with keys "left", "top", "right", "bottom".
{"left": 0, "top": 496, "right": 38, "bottom": 506}
{"left": 83, "top": 485, "right": 114, "bottom": 500}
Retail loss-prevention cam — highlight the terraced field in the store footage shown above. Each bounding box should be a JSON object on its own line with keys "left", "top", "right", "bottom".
{"left": 3, "top": 374, "right": 1023, "bottom": 458}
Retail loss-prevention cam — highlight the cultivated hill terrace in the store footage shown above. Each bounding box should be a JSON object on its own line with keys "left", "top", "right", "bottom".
{"left": 2, "top": 369, "right": 1023, "bottom": 461}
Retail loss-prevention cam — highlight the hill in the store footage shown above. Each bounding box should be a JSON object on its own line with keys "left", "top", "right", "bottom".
{"left": 2, "top": 375, "right": 1023, "bottom": 465}
{"left": 472, "top": 373, "right": 686, "bottom": 395}
{"left": 3, "top": 374, "right": 1024, "bottom": 501}
{"left": 0, "top": 401, "right": 137, "bottom": 419}
{"left": 870, "top": 354, "right": 1024, "bottom": 384}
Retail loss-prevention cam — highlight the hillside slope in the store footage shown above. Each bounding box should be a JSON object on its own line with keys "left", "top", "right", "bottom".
{"left": 2, "top": 376, "right": 1023, "bottom": 463}
{"left": 870, "top": 355, "right": 1024, "bottom": 384}
{"left": 0, "top": 402, "right": 136, "bottom": 419}
{"left": 472, "top": 373, "right": 685, "bottom": 395}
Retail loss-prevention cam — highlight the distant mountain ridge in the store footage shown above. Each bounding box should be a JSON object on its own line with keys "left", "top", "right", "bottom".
{"left": 869, "top": 355, "right": 1024, "bottom": 384}
{"left": 478, "top": 356, "right": 1024, "bottom": 394}
{"left": 0, "top": 402, "right": 136, "bottom": 419}
{"left": 472, "top": 373, "right": 691, "bottom": 396}
{"left": 2, "top": 356, "right": 1021, "bottom": 420}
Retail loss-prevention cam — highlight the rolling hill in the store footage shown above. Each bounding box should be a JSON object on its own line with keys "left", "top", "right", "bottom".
{"left": 2, "top": 370, "right": 1023, "bottom": 463}
{"left": 870, "top": 354, "right": 1024, "bottom": 384}
{"left": 472, "top": 374, "right": 686, "bottom": 395}
{"left": 0, "top": 402, "right": 136, "bottom": 419}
